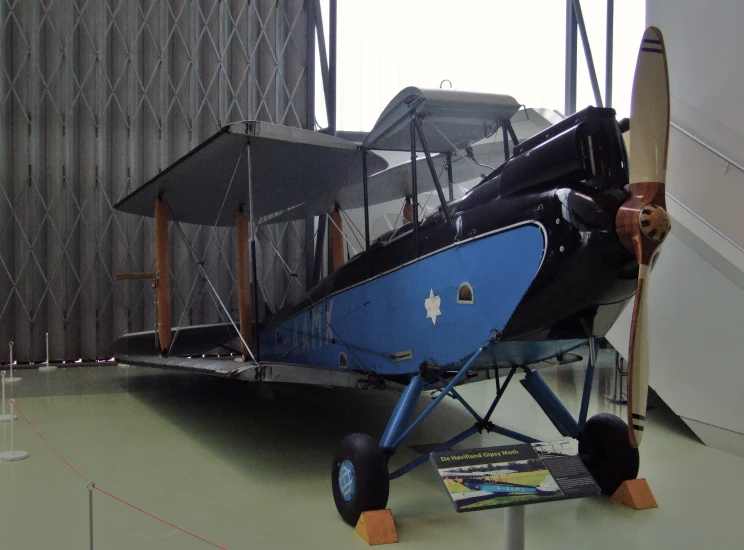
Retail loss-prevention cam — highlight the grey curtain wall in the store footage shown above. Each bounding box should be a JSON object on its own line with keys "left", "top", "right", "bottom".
{"left": 0, "top": 0, "right": 309, "bottom": 362}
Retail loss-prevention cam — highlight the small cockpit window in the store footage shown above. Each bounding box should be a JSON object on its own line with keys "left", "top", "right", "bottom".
{"left": 457, "top": 282, "right": 474, "bottom": 304}
{"left": 339, "top": 352, "right": 348, "bottom": 368}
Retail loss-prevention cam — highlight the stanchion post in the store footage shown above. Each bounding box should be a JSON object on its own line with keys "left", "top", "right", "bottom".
{"left": 10, "top": 399, "right": 15, "bottom": 451}
{"left": 39, "top": 333, "right": 57, "bottom": 372}
{"left": 0, "top": 372, "right": 16, "bottom": 422}
{"left": 87, "top": 481, "right": 95, "bottom": 550}
{"left": 505, "top": 506, "right": 525, "bottom": 550}
{"left": 6, "top": 341, "right": 20, "bottom": 383}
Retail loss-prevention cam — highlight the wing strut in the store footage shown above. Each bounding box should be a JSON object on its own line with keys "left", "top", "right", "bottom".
{"left": 236, "top": 206, "right": 254, "bottom": 358}
{"left": 362, "top": 147, "right": 371, "bottom": 276}
{"left": 155, "top": 196, "right": 172, "bottom": 353}
{"left": 329, "top": 205, "right": 345, "bottom": 271}
{"left": 409, "top": 118, "right": 420, "bottom": 257}
{"left": 412, "top": 115, "right": 454, "bottom": 228}
{"left": 246, "top": 140, "right": 261, "bottom": 362}
{"left": 312, "top": 215, "right": 327, "bottom": 286}
{"left": 445, "top": 153, "right": 454, "bottom": 201}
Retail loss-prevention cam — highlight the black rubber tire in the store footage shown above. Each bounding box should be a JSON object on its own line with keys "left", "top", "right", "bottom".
{"left": 579, "top": 413, "right": 640, "bottom": 495}
{"left": 332, "top": 433, "right": 389, "bottom": 526}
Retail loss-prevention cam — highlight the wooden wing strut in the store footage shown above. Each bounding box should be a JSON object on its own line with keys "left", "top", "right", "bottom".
{"left": 155, "top": 196, "right": 172, "bottom": 353}
{"left": 236, "top": 207, "right": 254, "bottom": 357}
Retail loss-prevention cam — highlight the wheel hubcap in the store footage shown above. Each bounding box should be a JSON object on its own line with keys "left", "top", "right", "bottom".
{"left": 338, "top": 460, "right": 356, "bottom": 502}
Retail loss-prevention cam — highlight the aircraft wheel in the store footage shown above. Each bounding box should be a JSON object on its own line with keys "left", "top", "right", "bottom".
{"left": 579, "top": 413, "right": 639, "bottom": 495}
{"left": 332, "top": 433, "right": 389, "bottom": 526}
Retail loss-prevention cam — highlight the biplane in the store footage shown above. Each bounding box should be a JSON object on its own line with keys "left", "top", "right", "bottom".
{"left": 113, "top": 27, "right": 670, "bottom": 525}
{"left": 454, "top": 478, "right": 559, "bottom": 498}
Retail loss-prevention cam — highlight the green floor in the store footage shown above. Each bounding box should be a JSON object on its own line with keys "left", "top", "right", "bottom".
{"left": 1, "top": 351, "right": 742, "bottom": 549}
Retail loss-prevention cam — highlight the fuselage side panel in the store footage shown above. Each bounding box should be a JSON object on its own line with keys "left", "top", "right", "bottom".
{"left": 259, "top": 223, "right": 545, "bottom": 374}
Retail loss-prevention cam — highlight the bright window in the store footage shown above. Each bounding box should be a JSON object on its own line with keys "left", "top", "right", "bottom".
{"left": 315, "top": 1, "right": 646, "bottom": 128}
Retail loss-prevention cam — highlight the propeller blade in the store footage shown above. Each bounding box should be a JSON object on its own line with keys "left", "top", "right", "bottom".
{"left": 630, "top": 26, "right": 670, "bottom": 186}
{"left": 616, "top": 27, "right": 671, "bottom": 447}
{"left": 626, "top": 264, "right": 651, "bottom": 447}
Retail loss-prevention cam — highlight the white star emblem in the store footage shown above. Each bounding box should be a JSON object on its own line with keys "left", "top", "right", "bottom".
{"left": 424, "top": 289, "right": 442, "bottom": 326}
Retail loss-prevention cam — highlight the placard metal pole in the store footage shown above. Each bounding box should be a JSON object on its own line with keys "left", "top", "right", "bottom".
{"left": 505, "top": 505, "right": 525, "bottom": 550}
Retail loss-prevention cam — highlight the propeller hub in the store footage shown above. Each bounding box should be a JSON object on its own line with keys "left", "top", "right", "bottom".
{"left": 638, "top": 203, "right": 670, "bottom": 242}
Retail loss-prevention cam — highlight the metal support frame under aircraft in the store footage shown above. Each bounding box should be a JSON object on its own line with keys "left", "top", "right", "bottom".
{"left": 112, "top": 27, "right": 671, "bottom": 528}
{"left": 380, "top": 335, "right": 599, "bottom": 482}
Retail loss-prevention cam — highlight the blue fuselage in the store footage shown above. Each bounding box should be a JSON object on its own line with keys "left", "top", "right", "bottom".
{"left": 259, "top": 222, "right": 584, "bottom": 374}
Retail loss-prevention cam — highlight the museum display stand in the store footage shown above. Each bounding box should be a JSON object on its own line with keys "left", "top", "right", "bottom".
{"left": 429, "top": 441, "right": 602, "bottom": 550}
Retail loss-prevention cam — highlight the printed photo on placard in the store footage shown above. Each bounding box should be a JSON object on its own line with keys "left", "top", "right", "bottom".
{"left": 437, "top": 457, "right": 562, "bottom": 510}
{"left": 431, "top": 441, "right": 599, "bottom": 512}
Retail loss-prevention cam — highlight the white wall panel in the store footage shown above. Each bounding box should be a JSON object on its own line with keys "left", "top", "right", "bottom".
{"left": 648, "top": 0, "right": 744, "bottom": 249}
{"left": 649, "top": 0, "right": 744, "bottom": 164}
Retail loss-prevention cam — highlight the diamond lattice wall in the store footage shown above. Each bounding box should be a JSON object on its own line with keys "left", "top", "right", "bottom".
{"left": 0, "top": 0, "right": 309, "bottom": 362}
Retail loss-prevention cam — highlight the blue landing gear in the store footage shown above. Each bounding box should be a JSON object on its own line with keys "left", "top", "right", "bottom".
{"left": 332, "top": 434, "right": 389, "bottom": 525}
{"left": 330, "top": 336, "right": 497, "bottom": 524}
{"left": 330, "top": 334, "right": 640, "bottom": 523}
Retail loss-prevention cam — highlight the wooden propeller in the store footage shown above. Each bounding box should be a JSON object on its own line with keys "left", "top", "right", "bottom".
{"left": 615, "top": 27, "right": 671, "bottom": 448}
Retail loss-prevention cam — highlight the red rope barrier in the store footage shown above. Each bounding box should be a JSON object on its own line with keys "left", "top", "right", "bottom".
{"left": 11, "top": 400, "right": 89, "bottom": 483}
{"left": 93, "top": 485, "right": 228, "bottom": 550}
{"left": 8, "top": 398, "right": 229, "bottom": 550}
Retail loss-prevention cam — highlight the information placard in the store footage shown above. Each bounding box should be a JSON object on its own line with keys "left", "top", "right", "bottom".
{"left": 430, "top": 439, "right": 600, "bottom": 512}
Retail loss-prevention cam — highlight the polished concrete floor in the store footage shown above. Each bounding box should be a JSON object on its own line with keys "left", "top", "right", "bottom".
{"left": 1, "top": 348, "right": 741, "bottom": 549}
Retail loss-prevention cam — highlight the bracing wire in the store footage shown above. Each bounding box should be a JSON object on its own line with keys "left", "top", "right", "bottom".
{"left": 165, "top": 147, "right": 246, "bottom": 354}
{"left": 424, "top": 117, "right": 504, "bottom": 182}
{"left": 337, "top": 208, "right": 364, "bottom": 254}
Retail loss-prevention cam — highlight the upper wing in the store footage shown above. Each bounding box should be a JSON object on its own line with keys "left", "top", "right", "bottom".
{"left": 114, "top": 89, "right": 535, "bottom": 225}
{"left": 329, "top": 107, "right": 565, "bottom": 211}
{"left": 363, "top": 87, "right": 521, "bottom": 152}
{"left": 114, "top": 122, "right": 388, "bottom": 226}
